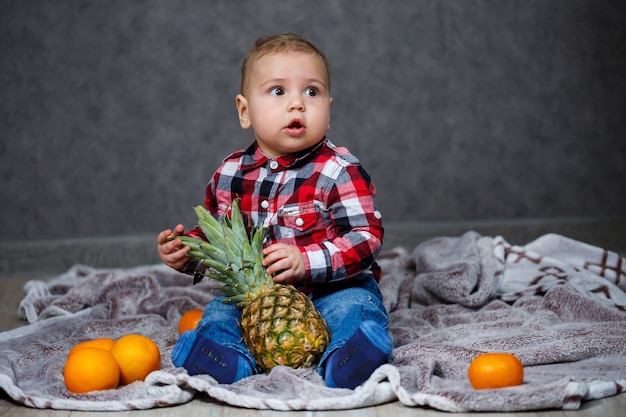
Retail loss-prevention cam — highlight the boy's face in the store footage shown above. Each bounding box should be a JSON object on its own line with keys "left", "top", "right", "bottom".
{"left": 236, "top": 52, "right": 333, "bottom": 158}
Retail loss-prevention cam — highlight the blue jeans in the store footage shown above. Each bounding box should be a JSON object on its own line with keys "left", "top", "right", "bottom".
{"left": 195, "top": 272, "right": 389, "bottom": 376}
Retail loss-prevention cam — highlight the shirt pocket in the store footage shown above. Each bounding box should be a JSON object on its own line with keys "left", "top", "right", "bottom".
{"left": 277, "top": 202, "right": 320, "bottom": 232}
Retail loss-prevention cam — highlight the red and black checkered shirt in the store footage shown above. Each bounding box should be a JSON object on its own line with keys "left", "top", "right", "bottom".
{"left": 188, "top": 137, "right": 383, "bottom": 294}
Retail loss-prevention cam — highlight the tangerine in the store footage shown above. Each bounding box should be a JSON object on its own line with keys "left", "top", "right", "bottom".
{"left": 468, "top": 352, "right": 524, "bottom": 389}
{"left": 63, "top": 347, "right": 120, "bottom": 393}
{"left": 178, "top": 309, "right": 204, "bottom": 334}
{"left": 110, "top": 334, "right": 161, "bottom": 385}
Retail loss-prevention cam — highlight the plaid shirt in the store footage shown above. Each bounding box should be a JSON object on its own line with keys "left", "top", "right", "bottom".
{"left": 189, "top": 137, "right": 383, "bottom": 294}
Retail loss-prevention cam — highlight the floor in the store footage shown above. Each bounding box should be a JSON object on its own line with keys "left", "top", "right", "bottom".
{"left": 2, "top": 217, "right": 626, "bottom": 416}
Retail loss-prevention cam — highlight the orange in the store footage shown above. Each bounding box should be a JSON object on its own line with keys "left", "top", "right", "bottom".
{"left": 178, "top": 309, "right": 204, "bottom": 334}
{"left": 64, "top": 347, "right": 120, "bottom": 393}
{"left": 468, "top": 352, "right": 524, "bottom": 389}
{"left": 110, "top": 334, "right": 161, "bottom": 385}
{"left": 68, "top": 338, "right": 116, "bottom": 355}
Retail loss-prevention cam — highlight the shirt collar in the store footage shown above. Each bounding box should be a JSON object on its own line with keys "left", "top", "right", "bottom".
{"left": 239, "top": 137, "right": 327, "bottom": 172}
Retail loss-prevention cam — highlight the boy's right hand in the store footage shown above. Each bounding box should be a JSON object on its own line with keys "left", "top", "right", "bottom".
{"left": 157, "top": 224, "right": 191, "bottom": 270}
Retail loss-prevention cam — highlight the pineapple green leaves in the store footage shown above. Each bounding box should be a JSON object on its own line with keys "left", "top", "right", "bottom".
{"left": 174, "top": 200, "right": 273, "bottom": 305}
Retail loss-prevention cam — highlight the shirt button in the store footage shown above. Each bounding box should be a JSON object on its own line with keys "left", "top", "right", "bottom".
{"left": 295, "top": 218, "right": 304, "bottom": 227}
{"left": 374, "top": 210, "right": 382, "bottom": 219}
{"left": 260, "top": 200, "right": 269, "bottom": 209}
{"left": 269, "top": 160, "right": 279, "bottom": 169}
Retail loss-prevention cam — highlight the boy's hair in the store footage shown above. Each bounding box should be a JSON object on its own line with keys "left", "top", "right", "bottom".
{"left": 241, "top": 32, "right": 330, "bottom": 94}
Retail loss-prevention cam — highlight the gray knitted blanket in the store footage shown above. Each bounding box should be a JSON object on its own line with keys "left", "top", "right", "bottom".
{"left": 1, "top": 232, "right": 625, "bottom": 412}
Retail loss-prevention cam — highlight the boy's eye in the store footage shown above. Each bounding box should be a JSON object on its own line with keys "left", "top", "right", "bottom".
{"left": 269, "top": 87, "right": 284, "bottom": 96}
{"left": 304, "top": 87, "right": 318, "bottom": 97}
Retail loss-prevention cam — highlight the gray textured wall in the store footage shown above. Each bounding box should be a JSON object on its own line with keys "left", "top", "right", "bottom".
{"left": 1, "top": 0, "right": 625, "bottom": 241}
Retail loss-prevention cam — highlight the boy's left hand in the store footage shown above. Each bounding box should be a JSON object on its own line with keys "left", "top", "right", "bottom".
{"left": 262, "top": 243, "right": 305, "bottom": 285}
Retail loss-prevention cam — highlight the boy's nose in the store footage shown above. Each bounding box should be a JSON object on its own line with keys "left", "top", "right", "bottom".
{"left": 288, "top": 96, "right": 305, "bottom": 111}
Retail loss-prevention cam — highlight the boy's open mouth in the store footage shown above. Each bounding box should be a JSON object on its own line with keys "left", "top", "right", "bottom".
{"left": 287, "top": 120, "right": 303, "bottom": 129}
{"left": 284, "top": 119, "right": 305, "bottom": 135}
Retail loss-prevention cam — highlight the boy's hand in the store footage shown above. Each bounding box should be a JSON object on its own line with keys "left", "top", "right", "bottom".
{"left": 157, "top": 224, "right": 190, "bottom": 270}
{"left": 262, "top": 243, "right": 305, "bottom": 285}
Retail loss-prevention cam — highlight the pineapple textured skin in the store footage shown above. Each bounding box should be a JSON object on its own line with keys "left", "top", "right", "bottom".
{"left": 241, "top": 283, "right": 330, "bottom": 371}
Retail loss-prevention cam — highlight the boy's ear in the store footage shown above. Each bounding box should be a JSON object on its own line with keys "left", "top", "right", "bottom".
{"left": 236, "top": 94, "right": 251, "bottom": 129}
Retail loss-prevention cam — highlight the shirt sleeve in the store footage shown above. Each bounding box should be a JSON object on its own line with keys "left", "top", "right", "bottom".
{"left": 300, "top": 163, "right": 384, "bottom": 285}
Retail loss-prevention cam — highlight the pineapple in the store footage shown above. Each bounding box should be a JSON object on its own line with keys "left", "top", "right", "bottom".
{"left": 176, "top": 200, "right": 330, "bottom": 372}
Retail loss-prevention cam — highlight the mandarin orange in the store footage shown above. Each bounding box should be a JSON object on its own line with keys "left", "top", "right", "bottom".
{"left": 64, "top": 347, "right": 120, "bottom": 393}
{"left": 468, "top": 352, "right": 524, "bottom": 389}
{"left": 110, "top": 334, "right": 161, "bottom": 385}
{"left": 178, "top": 309, "right": 204, "bottom": 334}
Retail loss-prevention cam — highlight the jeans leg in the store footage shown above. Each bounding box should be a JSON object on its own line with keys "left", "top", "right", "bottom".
{"left": 312, "top": 274, "right": 389, "bottom": 376}
{"left": 196, "top": 296, "right": 260, "bottom": 372}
